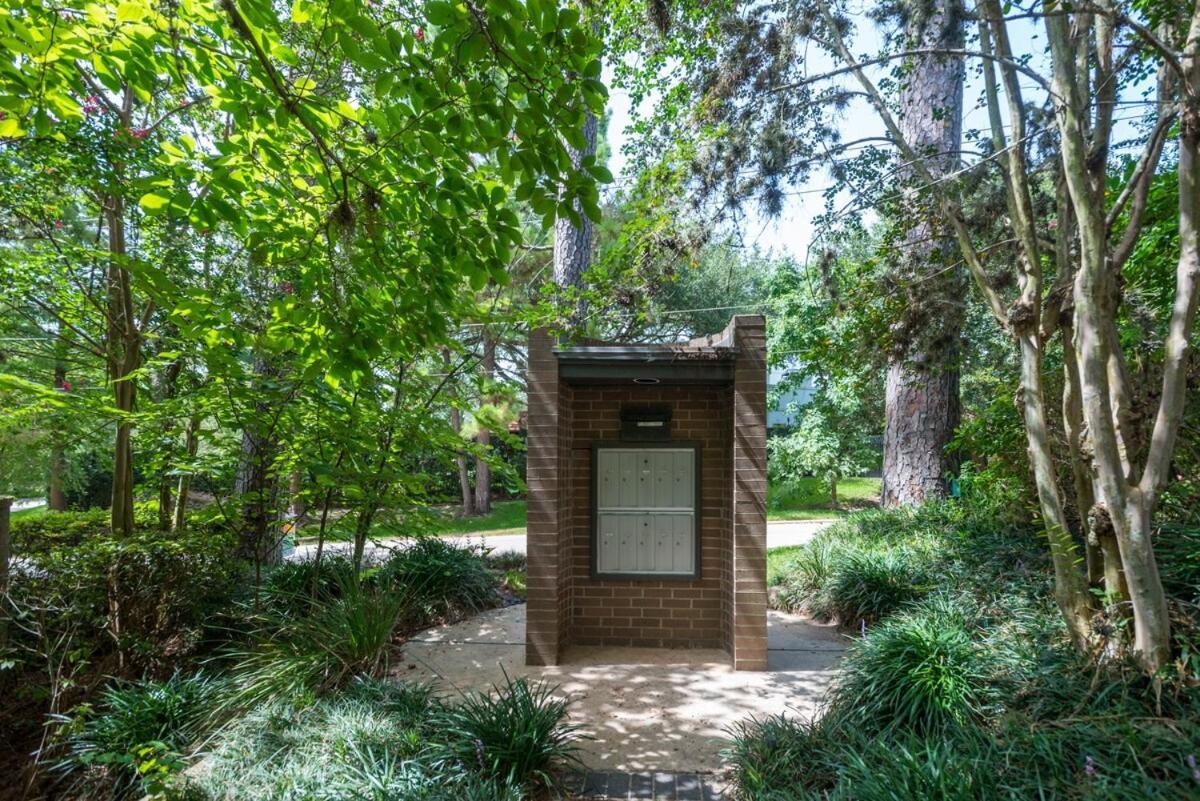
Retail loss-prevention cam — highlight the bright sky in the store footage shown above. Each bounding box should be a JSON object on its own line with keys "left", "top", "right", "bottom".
{"left": 602, "top": 12, "right": 1151, "bottom": 266}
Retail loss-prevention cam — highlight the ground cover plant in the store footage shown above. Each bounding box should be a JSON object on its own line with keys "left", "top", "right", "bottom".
{"left": 55, "top": 674, "right": 580, "bottom": 801}
{"left": 2, "top": 509, "right": 544, "bottom": 799}
{"left": 734, "top": 493, "right": 1200, "bottom": 800}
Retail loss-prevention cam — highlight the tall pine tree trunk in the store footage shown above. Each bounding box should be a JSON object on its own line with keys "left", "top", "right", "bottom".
{"left": 553, "top": 102, "right": 597, "bottom": 318}
{"left": 880, "top": 0, "right": 966, "bottom": 508}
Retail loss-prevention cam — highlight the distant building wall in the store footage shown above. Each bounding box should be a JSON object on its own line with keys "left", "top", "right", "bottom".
{"left": 767, "top": 363, "right": 816, "bottom": 429}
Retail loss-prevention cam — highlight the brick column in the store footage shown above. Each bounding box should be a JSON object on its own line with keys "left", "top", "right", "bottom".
{"left": 730, "top": 315, "right": 768, "bottom": 670}
{"left": 526, "top": 329, "right": 561, "bottom": 665}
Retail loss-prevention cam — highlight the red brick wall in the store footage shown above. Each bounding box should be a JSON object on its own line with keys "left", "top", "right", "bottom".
{"left": 563, "top": 386, "right": 732, "bottom": 648}
{"left": 731, "top": 316, "right": 768, "bottom": 669}
{"left": 526, "top": 316, "right": 767, "bottom": 667}
{"left": 525, "top": 329, "right": 561, "bottom": 665}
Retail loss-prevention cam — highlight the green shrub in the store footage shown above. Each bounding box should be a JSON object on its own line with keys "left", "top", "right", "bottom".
{"left": 1155, "top": 524, "right": 1200, "bottom": 605}
{"left": 52, "top": 672, "right": 222, "bottom": 799}
{"left": 825, "top": 600, "right": 996, "bottom": 736}
{"left": 485, "top": 550, "right": 527, "bottom": 572}
{"left": 432, "top": 674, "right": 581, "bottom": 793}
{"left": 774, "top": 539, "right": 834, "bottom": 596}
{"left": 8, "top": 527, "right": 241, "bottom": 675}
{"left": 740, "top": 503, "right": 1200, "bottom": 801}
{"left": 988, "top": 713, "right": 1200, "bottom": 799}
{"left": 195, "top": 677, "right": 562, "bottom": 801}
{"left": 775, "top": 537, "right": 928, "bottom": 626}
{"left": 10, "top": 508, "right": 110, "bottom": 553}
{"left": 378, "top": 538, "right": 497, "bottom": 626}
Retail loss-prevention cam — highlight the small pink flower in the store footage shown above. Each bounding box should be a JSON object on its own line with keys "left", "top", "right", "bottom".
{"left": 82, "top": 95, "right": 103, "bottom": 114}
{"left": 61, "top": 381, "right": 72, "bottom": 392}
{"left": 131, "top": 127, "right": 149, "bottom": 139}
{"left": 1084, "top": 755, "right": 1095, "bottom": 778}
{"left": 1047, "top": 219, "right": 1059, "bottom": 231}
{"left": 414, "top": 26, "right": 425, "bottom": 41}
{"left": 54, "top": 219, "right": 64, "bottom": 230}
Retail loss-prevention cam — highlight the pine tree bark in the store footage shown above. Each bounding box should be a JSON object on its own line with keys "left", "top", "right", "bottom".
{"left": 553, "top": 106, "right": 597, "bottom": 319}
{"left": 880, "top": 0, "right": 966, "bottom": 508}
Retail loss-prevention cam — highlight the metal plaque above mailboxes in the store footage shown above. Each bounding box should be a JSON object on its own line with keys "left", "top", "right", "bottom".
{"left": 620, "top": 406, "right": 672, "bottom": 441}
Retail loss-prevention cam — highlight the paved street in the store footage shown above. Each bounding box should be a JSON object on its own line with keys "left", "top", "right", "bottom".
{"left": 290, "top": 518, "right": 834, "bottom": 562}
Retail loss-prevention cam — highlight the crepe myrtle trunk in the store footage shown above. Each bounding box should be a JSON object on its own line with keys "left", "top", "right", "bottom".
{"left": 1042, "top": 8, "right": 1200, "bottom": 671}
{"left": 880, "top": 0, "right": 966, "bottom": 508}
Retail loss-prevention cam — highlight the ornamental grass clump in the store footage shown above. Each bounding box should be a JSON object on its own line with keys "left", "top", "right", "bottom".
{"left": 825, "top": 599, "right": 996, "bottom": 737}
{"left": 814, "top": 548, "right": 928, "bottom": 625}
{"left": 776, "top": 539, "right": 929, "bottom": 626}
{"left": 377, "top": 538, "right": 498, "bottom": 626}
{"left": 217, "top": 573, "right": 412, "bottom": 713}
{"left": 260, "top": 555, "right": 360, "bottom": 613}
{"left": 431, "top": 674, "right": 582, "bottom": 793}
{"left": 724, "top": 714, "right": 834, "bottom": 801}
{"left": 195, "top": 678, "right": 450, "bottom": 800}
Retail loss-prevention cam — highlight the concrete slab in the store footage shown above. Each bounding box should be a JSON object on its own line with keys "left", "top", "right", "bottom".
{"left": 395, "top": 605, "right": 845, "bottom": 774}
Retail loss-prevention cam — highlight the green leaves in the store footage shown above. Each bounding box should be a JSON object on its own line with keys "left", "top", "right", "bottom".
{"left": 2, "top": 0, "right": 606, "bottom": 537}
{"left": 138, "top": 192, "right": 169, "bottom": 212}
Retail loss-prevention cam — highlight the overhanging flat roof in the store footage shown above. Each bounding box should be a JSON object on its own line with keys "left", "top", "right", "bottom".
{"left": 554, "top": 343, "right": 737, "bottom": 385}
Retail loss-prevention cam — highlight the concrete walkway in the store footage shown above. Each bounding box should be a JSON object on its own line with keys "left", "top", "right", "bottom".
{"left": 394, "top": 604, "right": 845, "bottom": 774}
{"left": 293, "top": 519, "right": 833, "bottom": 562}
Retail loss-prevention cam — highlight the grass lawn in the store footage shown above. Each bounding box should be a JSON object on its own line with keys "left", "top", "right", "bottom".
{"left": 766, "top": 476, "right": 880, "bottom": 521}
{"left": 296, "top": 500, "right": 528, "bottom": 543}
{"left": 9, "top": 505, "right": 47, "bottom": 522}
{"left": 428, "top": 499, "right": 526, "bottom": 535}
{"left": 767, "top": 544, "right": 805, "bottom": 586}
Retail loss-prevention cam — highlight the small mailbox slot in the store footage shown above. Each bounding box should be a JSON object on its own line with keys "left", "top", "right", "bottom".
{"left": 619, "top": 406, "right": 672, "bottom": 441}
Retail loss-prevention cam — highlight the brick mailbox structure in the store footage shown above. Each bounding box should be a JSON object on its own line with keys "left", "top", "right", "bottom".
{"left": 525, "top": 315, "right": 768, "bottom": 670}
